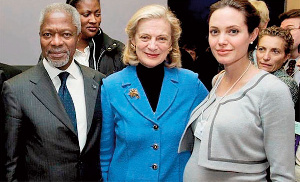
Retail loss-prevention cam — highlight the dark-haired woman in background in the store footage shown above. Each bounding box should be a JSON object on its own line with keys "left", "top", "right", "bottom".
{"left": 256, "top": 25, "right": 298, "bottom": 105}
{"left": 67, "top": 0, "right": 125, "bottom": 75}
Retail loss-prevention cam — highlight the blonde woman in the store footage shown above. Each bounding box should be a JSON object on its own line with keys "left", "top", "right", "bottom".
{"left": 100, "top": 4, "right": 208, "bottom": 181}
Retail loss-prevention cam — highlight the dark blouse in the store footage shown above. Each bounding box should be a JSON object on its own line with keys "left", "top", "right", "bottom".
{"left": 136, "top": 63, "right": 164, "bottom": 112}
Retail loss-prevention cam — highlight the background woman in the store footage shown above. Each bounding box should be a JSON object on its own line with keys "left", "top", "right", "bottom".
{"left": 256, "top": 25, "right": 298, "bottom": 105}
{"left": 67, "top": 0, "right": 125, "bottom": 75}
{"left": 179, "top": 0, "right": 295, "bottom": 181}
{"left": 100, "top": 4, "right": 208, "bottom": 182}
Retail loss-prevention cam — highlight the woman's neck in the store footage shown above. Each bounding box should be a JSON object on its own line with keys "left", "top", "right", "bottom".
{"left": 137, "top": 63, "right": 164, "bottom": 76}
{"left": 224, "top": 61, "right": 251, "bottom": 82}
{"left": 77, "top": 38, "right": 89, "bottom": 52}
{"left": 217, "top": 60, "right": 259, "bottom": 96}
{"left": 136, "top": 63, "right": 165, "bottom": 112}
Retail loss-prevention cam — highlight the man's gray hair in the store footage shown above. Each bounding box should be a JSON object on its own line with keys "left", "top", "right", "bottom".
{"left": 39, "top": 3, "right": 81, "bottom": 35}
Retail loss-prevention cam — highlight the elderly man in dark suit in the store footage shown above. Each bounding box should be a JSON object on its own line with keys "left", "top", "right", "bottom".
{"left": 1, "top": 3, "right": 104, "bottom": 181}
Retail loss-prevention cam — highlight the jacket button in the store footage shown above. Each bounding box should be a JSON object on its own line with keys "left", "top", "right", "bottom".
{"left": 152, "top": 144, "right": 159, "bottom": 150}
{"left": 152, "top": 164, "right": 158, "bottom": 170}
{"left": 107, "top": 47, "right": 112, "bottom": 51}
{"left": 153, "top": 125, "right": 159, "bottom": 130}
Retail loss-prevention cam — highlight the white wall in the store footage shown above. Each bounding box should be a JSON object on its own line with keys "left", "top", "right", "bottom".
{"left": 0, "top": 0, "right": 167, "bottom": 65}
{"left": 101, "top": 0, "right": 167, "bottom": 44}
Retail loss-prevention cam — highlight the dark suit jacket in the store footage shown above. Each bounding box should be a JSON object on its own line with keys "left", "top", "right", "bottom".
{"left": 0, "top": 63, "right": 22, "bottom": 119}
{"left": 2, "top": 61, "right": 104, "bottom": 181}
{"left": 0, "top": 63, "right": 22, "bottom": 181}
{"left": 0, "top": 63, "right": 22, "bottom": 81}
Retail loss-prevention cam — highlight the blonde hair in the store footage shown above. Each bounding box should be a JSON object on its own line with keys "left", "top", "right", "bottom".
{"left": 249, "top": 0, "right": 269, "bottom": 29}
{"left": 123, "top": 4, "right": 182, "bottom": 68}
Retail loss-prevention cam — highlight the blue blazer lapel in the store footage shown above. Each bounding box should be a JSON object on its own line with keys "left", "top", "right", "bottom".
{"left": 31, "top": 62, "right": 77, "bottom": 135}
{"left": 122, "top": 66, "right": 156, "bottom": 123}
{"left": 155, "top": 67, "right": 179, "bottom": 119}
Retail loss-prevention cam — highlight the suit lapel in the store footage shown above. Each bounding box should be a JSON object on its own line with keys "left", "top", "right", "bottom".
{"left": 79, "top": 65, "right": 99, "bottom": 133}
{"left": 123, "top": 66, "right": 156, "bottom": 123}
{"left": 31, "top": 62, "right": 77, "bottom": 135}
{"left": 155, "top": 67, "right": 179, "bottom": 119}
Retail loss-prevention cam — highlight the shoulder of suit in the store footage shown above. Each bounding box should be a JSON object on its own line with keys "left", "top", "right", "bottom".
{"left": 102, "top": 66, "right": 131, "bottom": 83}
{"left": 0, "top": 63, "right": 22, "bottom": 79}
{"left": 173, "top": 67, "right": 199, "bottom": 82}
{"left": 2, "top": 65, "right": 41, "bottom": 89}
{"left": 79, "top": 64, "right": 105, "bottom": 80}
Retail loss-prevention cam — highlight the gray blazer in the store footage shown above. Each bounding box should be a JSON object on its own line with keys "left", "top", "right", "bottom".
{"left": 2, "top": 61, "right": 105, "bottom": 181}
{"left": 179, "top": 71, "right": 295, "bottom": 181}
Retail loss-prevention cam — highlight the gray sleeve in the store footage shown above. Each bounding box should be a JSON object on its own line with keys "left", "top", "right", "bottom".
{"left": 260, "top": 78, "right": 295, "bottom": 181}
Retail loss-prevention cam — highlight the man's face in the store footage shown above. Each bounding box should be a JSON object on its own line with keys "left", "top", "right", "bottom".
{"left": 40, "top": 11, "right": 79, "bottom": 70}
{"left": 281, "top": 17, "right": 300, "bottom": 57}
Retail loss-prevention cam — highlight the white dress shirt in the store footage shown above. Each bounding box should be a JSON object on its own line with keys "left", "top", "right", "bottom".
{"left": 73, "top": 46, "right": 90, "bottom": 67}
{"left": 43, "top": 59, "right": 87, "bottom": 152}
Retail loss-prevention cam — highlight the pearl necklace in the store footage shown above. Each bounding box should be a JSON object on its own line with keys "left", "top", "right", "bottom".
{"left": 215, "top": 61, "right": 252, "bottom": 98}
{"left": 194, "top": 61, "right": 252, "bottom": 140}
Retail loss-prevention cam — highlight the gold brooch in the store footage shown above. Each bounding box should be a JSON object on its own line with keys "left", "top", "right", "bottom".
{"left": 128, "top": 88, "right": 140, "bottom": 99}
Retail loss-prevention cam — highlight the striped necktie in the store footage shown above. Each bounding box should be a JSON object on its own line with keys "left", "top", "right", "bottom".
{"left": 286, "top": 59, "right": 296, "bottom": 76}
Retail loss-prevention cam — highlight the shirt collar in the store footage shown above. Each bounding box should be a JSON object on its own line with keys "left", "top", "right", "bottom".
{"left": 289, "top": 56, "right": 300, "bottom": 62}
{"left": 75, "top": 46, "right": 90, "bottom": 54}
{"left": 43, "top": 58, "right": 81, "bottom": 81}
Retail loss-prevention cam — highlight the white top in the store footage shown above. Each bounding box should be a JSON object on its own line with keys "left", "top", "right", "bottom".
{"left": 284, "top": 57, "right": 300, "bottom": 84}
{"left": 43, "top": 59, "right": 87, "bottom": 152}
{"left": 73, "top": 46, "right": 90, "bottom": 67}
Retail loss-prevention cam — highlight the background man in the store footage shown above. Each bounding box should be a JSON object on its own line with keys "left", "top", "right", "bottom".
{"left": 0, "top": 63, "right": 21, "bottom": 181}
{"left": 279, "top": 9, "right": 300, "bottom": 84}
{"left": 2, "top": 3, "right": 104, "bottom": 181}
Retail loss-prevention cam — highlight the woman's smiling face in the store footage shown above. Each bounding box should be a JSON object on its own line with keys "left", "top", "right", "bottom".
{"left": 208, "top": 7, "right": 255, "bottom": 66}
{"left": 131, "top": 18, "right": 172, "bottom": 68}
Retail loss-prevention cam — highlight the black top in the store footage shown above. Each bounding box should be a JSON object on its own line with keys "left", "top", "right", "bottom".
{"left": 136, "top": 63, "right": 164, "bottom": 112}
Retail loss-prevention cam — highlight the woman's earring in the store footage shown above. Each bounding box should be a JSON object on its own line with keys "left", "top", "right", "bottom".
{"left": 168, "top": 47, "right": 173, "bottom": 52}
{"left": 130, "top": 43, "right": 136, "bottom": 50}
{"left": 250, "top": 42, "right": 253, "bottom": 45}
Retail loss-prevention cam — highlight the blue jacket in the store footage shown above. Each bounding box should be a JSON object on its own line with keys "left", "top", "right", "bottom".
{"left": 100, "top": 66, "right": 208, "bottom": 181}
